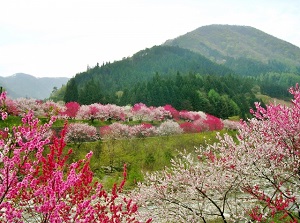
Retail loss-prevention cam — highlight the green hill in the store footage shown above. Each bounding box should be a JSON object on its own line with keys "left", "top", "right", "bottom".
{"left": 164, "top": 24, "right": 300, "bottom": 75}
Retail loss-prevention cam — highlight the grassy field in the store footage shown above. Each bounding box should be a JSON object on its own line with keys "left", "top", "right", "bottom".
{"left": 66, "top": 130, "right": 236, "bottom": 189}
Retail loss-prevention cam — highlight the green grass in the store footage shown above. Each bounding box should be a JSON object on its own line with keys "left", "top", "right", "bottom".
{"left": 67, "top": 130, "right": 236, "bottom": 189}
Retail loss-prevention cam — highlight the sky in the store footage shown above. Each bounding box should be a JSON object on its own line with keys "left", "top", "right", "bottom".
{"left": 0, "top": 0, "right": 300, "bottom": 78}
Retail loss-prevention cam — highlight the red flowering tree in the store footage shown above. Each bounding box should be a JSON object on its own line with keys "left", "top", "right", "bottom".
{"left": 163, "top": 104, "right": 180, "bottom": 120}
{"left": 202, "top": 114, "right": 224, "bottom": 131}
{"left": 179, "top": 122, "right": 202, "bottom": 133}
{"left": 61, "top": 101, "right": 80, "bottom": 119}
{"left": 0, "top": 94, "right": 150, "bottom": 222}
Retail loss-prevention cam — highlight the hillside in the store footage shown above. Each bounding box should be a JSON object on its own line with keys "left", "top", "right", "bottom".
{"left": 0, "top": 73, "right": 69, "bottom": 99}
{"left": 164, "top": 24, "right": 300, "bottom": 75}
{"left": 72, "top": 45, "right": 233, "bottom": 93}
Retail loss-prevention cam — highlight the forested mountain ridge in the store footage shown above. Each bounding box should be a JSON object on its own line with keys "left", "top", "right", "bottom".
{"left": 0, "top": 73, "right": 69, "bottom": 99}
{"left": 164, "top": 24, "right": 300, "bottom": 75}
{"left": 72, "top": 45, "right": 233, "bottom": 92}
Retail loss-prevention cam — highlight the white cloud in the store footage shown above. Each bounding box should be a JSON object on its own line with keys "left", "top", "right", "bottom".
{"left": 0, "top": 0, "right": 299, "bottom": 77}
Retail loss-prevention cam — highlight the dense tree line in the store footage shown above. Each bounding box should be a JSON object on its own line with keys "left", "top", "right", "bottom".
{"left": 64, "top": 71, "right": 259, "bottom": 119}
{"left": 119, "top": 73, "right": 258, "bottom": 119}
{"left": 224, "top": 57, "right": 292, "bottom": 76}
{"left": 258, "top": 72, "right": 300, "bottom": 99}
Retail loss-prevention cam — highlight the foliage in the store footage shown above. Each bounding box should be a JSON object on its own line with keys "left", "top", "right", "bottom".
{"left": 133, "top": 84, "right": 300, "bottom": 222}
{"left": 120, "top": 73, "right": 257, "bottom": 119}
{"left": 259, "top": 72, "right": 300, "bottom": 99}
{"left": 64, "top": 78, "right": 78, "bottom": 103}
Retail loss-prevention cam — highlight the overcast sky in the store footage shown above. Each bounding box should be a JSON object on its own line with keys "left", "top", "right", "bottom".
{"left": 1, "top": 0, "right": 300, "bottom": 78}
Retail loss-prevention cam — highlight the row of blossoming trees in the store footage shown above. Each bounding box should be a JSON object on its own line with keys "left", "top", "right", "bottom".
{"left": 4, "top": 97, "right": 236, "bottom": 143}
{"left": 1, "top": 84, "right": 300, "bottom": 222}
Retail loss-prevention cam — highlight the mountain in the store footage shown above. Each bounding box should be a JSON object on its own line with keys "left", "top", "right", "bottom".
{"left": 56, "top": 24, "right": 300, "bottom": 118}
{"left": 0, "top": 73, "right": 69, "bottom": 99}
{"left": 164, "top": 24, "right": 300, "bottom": 75}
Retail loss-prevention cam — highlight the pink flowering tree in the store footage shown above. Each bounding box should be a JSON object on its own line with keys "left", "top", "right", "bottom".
{"left": 100, "top": 123, "right": 132, "bottom": 140}
{"left": 76, "top": 104, "right": 101, "bottom": 122}
{"left": 65, "top": 122, "right": 99, "bottom": 147}
{"left": 105, "top": 104, "right": 127, "bottom": 121}
{"left": 179, "top": 110, "right": 205, "bottom": 121}
{"left": 76, "top": 103, "right": 126, "bottom": 122}
{"left": 131, "top": 103, "right": 152, "bottom": 122}
{"left": 4, "top": 98, "right": 19, "bottom": 116}
{"left": 14, "top": 98, "right": 44, "bottom": 117}
{"left": 0, "top": 98, "right": 150, "bottom": 222}
{"left": 134, "top": 85, "right": 300, "bottom": 222}
{"left": 163, "top": 104, "right": 180, "bottom": 120}
{"left": 0, "top": 91, "right": 8, "bottom": 120}
{"left": 42, "top": 100, "right": 64, "bottom": 118}
{"left": 99, "top": 123, "right": 156, "bottom": 140}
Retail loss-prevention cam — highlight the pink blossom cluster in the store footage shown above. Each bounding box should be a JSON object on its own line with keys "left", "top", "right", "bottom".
{"left": 179, "top": 110, "right": 206, "bottom": 121}
{"left": 131, "top": 103, "right": 172, "bottom": 121}
{"left": 75, "top": 103, "right": 127, "bottom": 121}
{"left": 180, "top": 114, "right": 224, "bottom": 133}
{"left": 14, "top": 98, "right": 44, "bottom": 116}
{"left": 65, "top": 123, "right": 99, "bottom": 145}
{"left": 100, "top": 120, "right": 183, "bottom": 140}
{"left": 222, "top": 119, "right": 241, "bottom": 130}
{"left": 100, "top": 123, "right": 155, "bottom": 140}
{"left": 59, "top": 102, "right": 80, "bottom": 119}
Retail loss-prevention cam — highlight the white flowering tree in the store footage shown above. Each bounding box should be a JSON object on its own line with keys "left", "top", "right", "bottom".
{"left": 134, "top": 84, "right": 300, "bottom": 222}
{"left": 66, "top": 122, "right": 99, "bottom": 147}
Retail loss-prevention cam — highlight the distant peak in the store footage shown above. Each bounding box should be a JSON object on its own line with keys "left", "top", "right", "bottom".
{"left": 12, "top": 73, "right": 34, "bottom": 78}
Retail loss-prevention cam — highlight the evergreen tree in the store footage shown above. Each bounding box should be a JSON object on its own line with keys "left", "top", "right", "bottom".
{"left": 64, "top": 78, "right": 78, "bottom": 102}
{"left": 78, "top": 80, "right": 103, "bottom": 105}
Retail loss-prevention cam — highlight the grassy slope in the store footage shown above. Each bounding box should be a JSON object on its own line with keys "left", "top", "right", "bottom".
{"left": 165, "top": 24, "right": 300, "bottom": 66}
{"left": 68, "top": 130, "right": 235, "bottom": 189}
